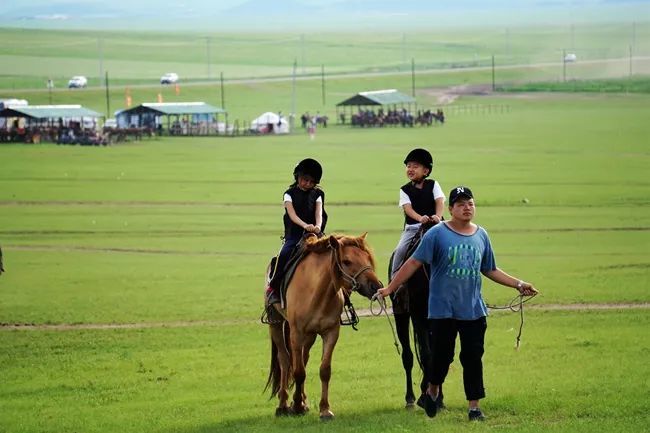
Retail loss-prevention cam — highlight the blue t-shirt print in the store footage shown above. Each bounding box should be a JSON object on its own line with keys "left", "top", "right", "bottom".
{"left": 446, "top": 243, "right": 482, "bottom": 280}
{"left": 412, "top": 223, "right": 497, "bottom": 320}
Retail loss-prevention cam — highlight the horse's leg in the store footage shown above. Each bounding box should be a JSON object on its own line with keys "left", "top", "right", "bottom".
{"left": 270, "top": 323, "right": 291, "bottom": 416}
{"left": 300, "top": 333, "right": 318, "bottom": 412}
{"left": 394, "top": 312, "right": 416, "bottom": 407}
{"left": 318, "top": 326, "right": 340, "bottom": 420}
{"left": 289, "top": 329, "right": 309, "bottom": 415}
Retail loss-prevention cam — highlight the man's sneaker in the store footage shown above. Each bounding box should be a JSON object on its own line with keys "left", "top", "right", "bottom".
{"left": 468, "top": 408, "right": 486, "bottom": 421}
{"left": 423, "top": 393, "right": 438, "bottom": 418}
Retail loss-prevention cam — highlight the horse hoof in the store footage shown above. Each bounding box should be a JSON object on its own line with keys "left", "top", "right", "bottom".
{"left": 320, "top": 410, "right": 335, "bottom": 420}
{"left": 275, "top": 407, "right": 290, "bottom": 417}
{"left": 405, "top": 401, "right": 416, "bottom": 409}
{"left": 290, "top": 405, "right": 307, "bottom": 416}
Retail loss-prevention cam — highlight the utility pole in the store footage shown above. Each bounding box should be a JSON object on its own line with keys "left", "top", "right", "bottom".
{"left": 291, "top": 59, "right": 297, "bottom": 130}
{"left": 321, "top": 64, "right": 326, "bottom": 106}
{"left": 220, "top": 72, "right": 227, "bottom": 127}
{"left": 105, "top": 71, "right": 110, "bottom": 118}
{"left": 491, "top": 55, "right": 495, "bottom": 91}
{"left": 411, "top": 58, "right": 415, "bottom": 97}
{"left": 98, "top": 37, "right": 104, "bottom": 86}
{"left": 300, "top": 34, "right": 306, "bottom": 75}
{"left": 47, "top": 78, "right": 53, "bottom": 104}
{"left": 206, "top": 37, "right": 212, "bottom": 80}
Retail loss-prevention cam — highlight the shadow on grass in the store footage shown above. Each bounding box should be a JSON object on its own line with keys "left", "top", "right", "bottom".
{"left": 160, "top": 406, "right": 448, "bottom": 433}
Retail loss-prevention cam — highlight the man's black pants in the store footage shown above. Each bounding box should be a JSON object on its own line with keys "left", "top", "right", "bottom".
{"left": 427, "top": 316, "right": 487, "bottom": 401}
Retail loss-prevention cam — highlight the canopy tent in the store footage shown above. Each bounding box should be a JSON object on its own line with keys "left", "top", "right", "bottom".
{"left": 0, "top": 104, "right": 102, "bottom": 130}
{"left": 116, "top": 102, "right": 227, "bottom": 135}
{"left": 0, "top": 104, "right": 102, "bottom": 121}
{"left": 250, "top": 112, "right": 289, "bottom": 134}
{"left": 335, "top": 89, "right": 417, "bottom": 124}
{"left": 336, "top": 89, "right": 416, "bottom": 107}
{"left": 0, "top": 104, "right": 103, "bottom": 144}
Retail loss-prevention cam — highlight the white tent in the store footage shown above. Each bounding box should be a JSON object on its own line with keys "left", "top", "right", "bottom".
{"left": 251, "top": 112, "right": 289, "bottom": 134}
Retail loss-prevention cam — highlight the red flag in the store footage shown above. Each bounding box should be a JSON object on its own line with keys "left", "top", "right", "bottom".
{"left": 125, "top": 87, "right": 132, "bottom": 107}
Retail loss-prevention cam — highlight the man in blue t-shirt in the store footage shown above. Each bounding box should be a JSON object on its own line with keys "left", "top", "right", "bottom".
{"left": 378, "top": 186, "right": 538, "bottom": 421}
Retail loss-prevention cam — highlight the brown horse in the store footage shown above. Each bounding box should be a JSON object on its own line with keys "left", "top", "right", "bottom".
{"left": 264, "top": 233, "right": 382, "bottom": 419}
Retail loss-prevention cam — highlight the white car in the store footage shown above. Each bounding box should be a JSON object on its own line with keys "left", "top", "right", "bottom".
{"left": 68, "top": 76, "right": 88, "bottom": 88}
{"left": 564, "top": 53, "right": 577, "bottom": 63}
{"left": 160, "top": 73, "right": 179, "bottom": 85}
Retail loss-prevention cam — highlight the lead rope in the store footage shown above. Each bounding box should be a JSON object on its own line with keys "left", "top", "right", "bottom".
{"left": 486, "top": 293, "right": 537, "bottom": 350}
{"left": 370, "top": 294, "right": 401, "bottom": 355}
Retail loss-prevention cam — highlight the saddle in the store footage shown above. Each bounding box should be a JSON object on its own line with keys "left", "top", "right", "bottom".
{"left": 389, "top": 222, "right": 436, "bottom": 314}
{"left": 261, "top": 234, "right": 316, "bottom": 324}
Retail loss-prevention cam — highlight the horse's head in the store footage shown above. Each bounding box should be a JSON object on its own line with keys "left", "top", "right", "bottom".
{"left": 328, "top": 233, "right": 383, "bottom": 299}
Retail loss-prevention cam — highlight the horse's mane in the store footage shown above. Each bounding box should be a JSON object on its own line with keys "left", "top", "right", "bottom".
{"left": 303, "top": 234, "right": 376, "bottom": 269}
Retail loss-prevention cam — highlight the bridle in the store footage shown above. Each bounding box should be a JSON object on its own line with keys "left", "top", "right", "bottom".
{"left": 330, "top": 244, "right": 374, "bottom": 295}
{"left": 330, "top": 243, "right": 375, "bottom": 330}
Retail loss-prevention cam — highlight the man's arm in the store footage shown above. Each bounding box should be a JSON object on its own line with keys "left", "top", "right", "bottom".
{"left": 483, "top": 268, "right": 537, "bottom": 296}
{"left": 377, "top": 257, "right": 423, "bottom": 297}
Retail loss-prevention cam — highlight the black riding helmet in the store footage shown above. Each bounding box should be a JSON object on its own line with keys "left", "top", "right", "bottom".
{"left": 293, "top": 158, "right": 323, "bottom": 183}
{"left": 404, "top": 148, "right": 433, "bottom": 175}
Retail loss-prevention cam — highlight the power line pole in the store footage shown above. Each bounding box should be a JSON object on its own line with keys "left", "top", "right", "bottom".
{"left": 206, "top": 37, "right": 211, "bottom": 80}
{"left": 98, "top": 37, "right": 104, "bottom": 86}
{"left": 105, "top": 71, "right": 110, "bottom": 118}
{"left": 491, "top": 55, "right": 495, "bottom": 91}
{"left": 220, "top": 72, "right": 228, "bottom": 128}
{"left": 411, "top": 58, "right": 415, "bottom": 97}
{"left": 291, "top": 59, "right": 297, "bottom": 130}
{"left": 321, "top": 64, "right": 326, "bottom": 105}
{"left": 300, "top": 34, "right": 306, "bottom": 75}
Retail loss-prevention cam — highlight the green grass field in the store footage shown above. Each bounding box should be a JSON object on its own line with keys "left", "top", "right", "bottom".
{"left": 1, "top": 90, "right": 649, "bottom": 432}
{"left": 1, "top": 22, "right": 649, "bottom": 89}
{"left": 1, "top": 23, "right": 650, "bottom": 433}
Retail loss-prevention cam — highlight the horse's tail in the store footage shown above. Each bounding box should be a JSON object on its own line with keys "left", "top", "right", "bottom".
{"left": 264, "top": 322, "right": 292, "bottom": 398}
{"left": 264, "top": 335, "right": 280, "bottom": 397}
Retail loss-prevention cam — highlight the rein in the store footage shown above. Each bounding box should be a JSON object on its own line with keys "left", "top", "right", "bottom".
{"left": 330, "top": 243, "right": 374, "bottom": 330}
{"left": 486, "top": 293, "right": 538, "bottom": 350}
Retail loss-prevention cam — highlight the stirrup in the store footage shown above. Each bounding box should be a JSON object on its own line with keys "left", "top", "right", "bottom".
{"left": 260, "top": 303, "right": 284, "bottom": 325}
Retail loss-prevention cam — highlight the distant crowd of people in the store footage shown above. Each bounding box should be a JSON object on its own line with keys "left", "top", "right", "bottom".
{"left": 341, "top": 108, "right": 445, "bottom": 128}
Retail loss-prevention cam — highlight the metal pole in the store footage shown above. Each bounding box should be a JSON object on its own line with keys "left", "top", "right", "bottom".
{"left": 491, "top": 55, "right": 495, "bottom": 91}
{"left": 220, "top": 72, "right": 227, "bottom": 128}
{"left": 105, "top": 71, "right": 110, "bottom": 118}
{"left": 321, "top": 64, "right": 326, "bottom": 106}
{"left": 98, "top": 37, "right": 104, "bottom": 87}
{"left": 291, "top": 59, "right": 297, "bottom": 130}
{"left": 411, "top": 58, "right": 415, "bottom": 97}
{"left": 300, "top": 34, "right": 306, "bottom": 75}
{"left": 206, "top": 37, "right": 211, "bottom": 80}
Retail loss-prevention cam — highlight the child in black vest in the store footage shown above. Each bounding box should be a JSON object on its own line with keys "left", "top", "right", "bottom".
{"left": 391, "top": 148, "right": 445, "bottom": 279}
{"left": 266, "top": 158, "right": 327, "bottom": 303}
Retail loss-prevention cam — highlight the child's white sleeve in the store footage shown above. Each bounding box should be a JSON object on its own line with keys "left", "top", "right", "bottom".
{"left": 432, "top": 181, "right": 445, "bottom": 201}
{"left": 398, "top": 189, "right": 410, "bottom": 207}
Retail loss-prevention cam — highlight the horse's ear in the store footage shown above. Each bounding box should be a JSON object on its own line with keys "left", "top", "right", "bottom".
{"left": 329, "top": 235, "right": 340, "bottom": 249}
{"left": 359, "top": 232, "right": 368, "bottom": 240}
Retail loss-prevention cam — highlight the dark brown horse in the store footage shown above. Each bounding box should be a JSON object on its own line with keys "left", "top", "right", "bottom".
{"left": 388, "top": 224, "right": 442, "bottom": 409}
{"left": 265, "top": 234, "right": 382, "bottom": 419}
